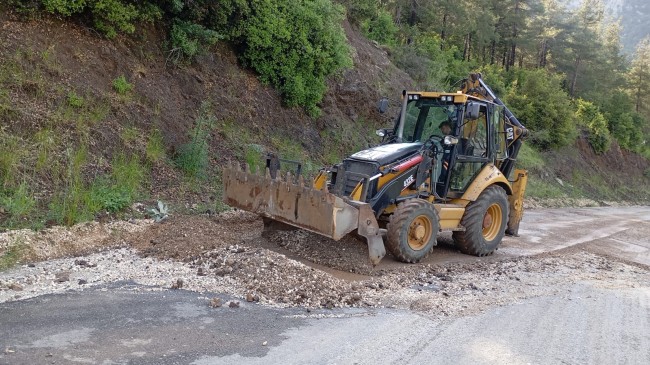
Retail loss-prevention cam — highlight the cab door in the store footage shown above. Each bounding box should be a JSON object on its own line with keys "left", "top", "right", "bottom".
{"left": 444, "top": 102, "right": 491, "bottom": 198}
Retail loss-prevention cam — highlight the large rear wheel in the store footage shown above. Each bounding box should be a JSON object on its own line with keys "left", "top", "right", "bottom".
{"left": 386, "top": 199, "right": 440, "bottom": 263}
{"left": 453, "top": 186, "right": 508, "bottom": 256}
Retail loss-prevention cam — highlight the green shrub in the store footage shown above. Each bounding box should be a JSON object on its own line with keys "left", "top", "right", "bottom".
{"left": 338, "top": 0, "right": 379, "bottom": 24}
{"left": 516, "top": 144, "right": 545, "bottom": 172}
{"left": 0, "top": 183, "right": 36, "bottom": 223}
{"left": 42, "top": 0, "right": 86, "bottom": 16}
{"left": 48, "top": 151, "right": 145, "bottom": 225}
{"left": 92, "top": 0, "right": 138, "bottom": 38}
{"left": 576, "top": 99, "right": 611, "bottom": 154}
{"left": 67, "top": 91, "right": 84, "bottom": 108}
{"left": 169, "top": 20, "right": 223, "bottom": 62}
{"left": 112, "top": 75, "right": 133, "bottom": 94}
{"left": 361, "top": 9, "right": 398, "bottom": 46}
{"left": 0, "top": 131, "right": 24, "bottom": 188}
{"left": 504, "top": 69, "right": 577, "bottom": 149}
{"left": 175, "top": 106, "right": 215, "bottom": 179}
{"left": 230, "top": 0, "right": 352, "bottom": 116}
{"left": 0, "top": 244, "right": 26, "bottom": 271}
{"left": 111, "top": 153, "right": 145, "bottom": 199}
{"left": 146, "top": 128, "right": 166, "bottom": 163}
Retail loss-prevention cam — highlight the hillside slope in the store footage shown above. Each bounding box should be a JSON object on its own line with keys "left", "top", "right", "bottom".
{"left": 0, "top": 9, "right": 648, "bottom": 230}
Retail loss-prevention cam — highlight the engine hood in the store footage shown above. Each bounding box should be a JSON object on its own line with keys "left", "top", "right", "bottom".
{"left": 349, "top": 143, "right": 422, "bottom": 166}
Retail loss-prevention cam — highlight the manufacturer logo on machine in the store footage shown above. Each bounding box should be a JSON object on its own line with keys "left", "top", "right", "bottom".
{"left": 403, "top": 174, "right": 415, "bottom": 188}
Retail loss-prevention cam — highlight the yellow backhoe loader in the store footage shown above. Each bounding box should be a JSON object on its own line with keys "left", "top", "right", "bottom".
{"left": 223, "top": 73, "right": 529, "bottom": 265}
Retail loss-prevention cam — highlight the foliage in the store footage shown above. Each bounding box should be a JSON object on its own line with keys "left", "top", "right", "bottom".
{"left": 503, "top": 69, "right": 577, "bottom": 149}
{"left": 42, "top": 0, "right": 86, "bottom": 16}
{"left": 48, "top": 149, "right": 145, "bottom": 225}
{"left": 575, "top": 99, "right": 611, "bottom": 154}
{"left": 145, "top": 128, "right": 166, "bottom": 163}
{"left": 0, "top": 130, "right": 24, "bottom": 188}
{"left": 149, "top": 200, "right": 169, "bottom": 222}
{"left": 67, "top": 91, "right": 84, "bottom": 108}
{"left": 229, "top": 0, "right": 352, "bottom": 116}
{"left": 112, "top": 75, "right": 133, "bottom": 94}
{"left": 0, "top": 244, "right": 26, "bottom": 271}
{"left": 361, "top": 9, "right": 398, "bottom": 46}
{"left": 516, "top": 144, "right": 545, "bottom": 172}
{"left": 0, "top": 183, "right": 37, "bottom": 224}
{"left": 169, "top": 20, "right": 223, "bottom": 62}
{"left": 39, "top": 0, "right": 161, "bottom": 38}
{"left": 175, "top": 104, "right": 215, "bottom": 179}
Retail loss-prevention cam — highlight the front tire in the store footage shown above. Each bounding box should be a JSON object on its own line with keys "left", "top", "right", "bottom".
{"left": 453, "top": 186, "right": 508, "bottom": 256}
{"left": 386, "top": 199, "right": 440, "bottom": 263}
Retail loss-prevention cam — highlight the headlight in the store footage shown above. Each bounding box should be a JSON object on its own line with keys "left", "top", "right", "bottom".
{"left": 376, "top": 129, "right": 386, "bottom": 137}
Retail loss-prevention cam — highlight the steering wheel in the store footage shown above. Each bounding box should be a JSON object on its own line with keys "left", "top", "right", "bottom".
{"left": 424, "top": 135, "right": 444, "bottom": 156}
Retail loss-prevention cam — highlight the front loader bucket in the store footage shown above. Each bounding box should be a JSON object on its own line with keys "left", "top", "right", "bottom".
{"left": 222, "top": 162, "right": 361, "bottom": 241}
{"left": 222, "top": 162, "right": 386, "bottom": 265}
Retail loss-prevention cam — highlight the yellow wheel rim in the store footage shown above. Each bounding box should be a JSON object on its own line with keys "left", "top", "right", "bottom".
{"left": 482, "top": 203, "right": 502, "bottom": 241}
{"left": 407, "top": 215, "right": 433, "bottom": 250}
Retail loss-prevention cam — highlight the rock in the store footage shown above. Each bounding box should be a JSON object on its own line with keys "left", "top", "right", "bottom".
{"left": 9, "top": 283, "right": 23, "bottom": 291}
{"left": 75, "top": 259, "right": 88, "bottom": 266}
{"left": 197, "top": 268, "right": 206, "bottom": 276}
{"left": 215, "top": 267, "right": 232, "bottom": 276}
{"left": 209, "top": 298, "right": 222, "bottom": 308}
{"left": 27, "top": 263, "right": 36, "bottom": 268}
{"left": 262, "top": 341, "right": 268, "bottom": 346}
{"left": 228, "top": 301, "right": 240, "bottom": 308}
{"left": 171, "top": 279, "right": 184, "bottom": 289}
{"left": 225, "top": 258, "right": 235, "bottom": 267}
{"left": 78, "top": 279, "right": 88, "bottom": 285}
{"left": 246, "top": 293, "right": 254, "bottom": 302}
{"left": 55, "top": 272, "right": 70, "bottom": 283}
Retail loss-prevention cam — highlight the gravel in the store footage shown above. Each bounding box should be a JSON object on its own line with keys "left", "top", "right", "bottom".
{"left": 1, "top": 210, "right": 648, "bottom": 318}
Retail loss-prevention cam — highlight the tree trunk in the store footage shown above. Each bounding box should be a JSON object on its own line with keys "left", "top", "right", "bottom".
{"left": 490, "top": 40, "right": 496, "bottom": 64}
{"left": 408, "top": 0, "right": 417, "bottom": 26}
{"left": 463, "top": 34, "right": 470, "bottom": 61}
{"left": 570, "top": 58, "right": 581, "bottom": 96}
{"left": 441, "top": 12, "right": 448, "bottom": 48}
{"left": 538, "top": 39, "right": 548, "bottom": 68}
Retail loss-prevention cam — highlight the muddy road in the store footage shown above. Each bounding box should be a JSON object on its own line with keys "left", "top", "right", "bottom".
{"left": 0, "top": 206, "right": 649, "bottom": 364}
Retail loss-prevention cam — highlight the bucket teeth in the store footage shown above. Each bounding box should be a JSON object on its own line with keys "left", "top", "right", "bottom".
{"left": 286, "top": 171, "right": 292, "bottom": 183}
{"left": 298, "top": 175, "right": 305, "bottom": 188}
{"left": 265, "top": 167, "right": 272, "bottom": 179}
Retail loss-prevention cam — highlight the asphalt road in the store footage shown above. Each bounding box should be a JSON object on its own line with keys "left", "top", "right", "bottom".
{"left": 1, "top": 281, "right": 649, "bottom": 365}
{"left": 1, "top": 206, "right": 649, "bottom": 364}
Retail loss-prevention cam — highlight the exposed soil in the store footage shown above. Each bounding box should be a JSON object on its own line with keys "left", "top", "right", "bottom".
{"left": 0, "top": 10, "right": 413, "bottom": 213}
{"left": 1, "top": 206, "right": 648, "bottom": 318}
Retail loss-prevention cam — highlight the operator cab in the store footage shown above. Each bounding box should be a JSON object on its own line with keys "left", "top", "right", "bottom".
{"left": 390, "top": 92, "right": 511, "bottom": 199}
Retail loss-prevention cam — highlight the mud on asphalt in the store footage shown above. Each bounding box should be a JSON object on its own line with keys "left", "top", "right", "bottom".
{"left": 1, "top": 210, "right": 649, "bottom": 318}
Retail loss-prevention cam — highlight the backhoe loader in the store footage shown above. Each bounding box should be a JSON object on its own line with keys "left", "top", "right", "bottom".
{"left": 223, "top": 73, "right": 529, "bottom": 265}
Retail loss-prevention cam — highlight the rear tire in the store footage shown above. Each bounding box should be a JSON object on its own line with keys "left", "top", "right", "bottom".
{"left": 453, "top": 186, "right": 508, "bottom": 256}
{"left": 386, "top": 199, "right": 439, "bottom": 263}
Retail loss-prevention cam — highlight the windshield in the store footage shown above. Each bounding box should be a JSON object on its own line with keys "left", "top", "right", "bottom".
{"left": 400, "top": 98, "right": 460, "bottom": 142}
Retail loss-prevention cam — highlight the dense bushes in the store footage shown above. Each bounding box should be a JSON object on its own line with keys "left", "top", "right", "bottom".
{"left": 502, "top": 69, "right": 577, "bottom": 149}
{"left": 11, "top": 0, "right": 353, "bottom": 116}
{"left": 575, "top": 99, "right": 611, "bottom": 154}
{"left": 228, "top": 0, "right": 352, "bottom": 116}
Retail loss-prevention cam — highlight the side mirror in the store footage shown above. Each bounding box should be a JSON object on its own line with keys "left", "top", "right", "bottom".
{"left": 464, "top": 102, "right": 480, "bottom": 120}
{"left": 376, "top": 129, "right": 387, "bottom": 137}
{"left": 377, "top": 98, "right": 389, "bottom": 114}
{"left": 444, "top": 136, "right": 459, "bottom": 145}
